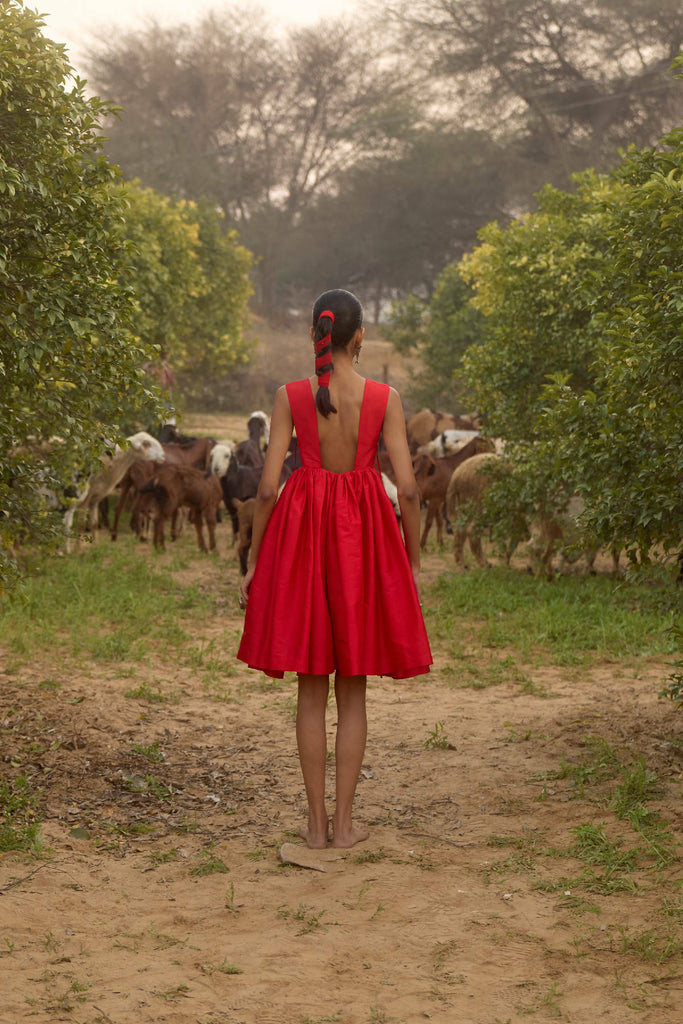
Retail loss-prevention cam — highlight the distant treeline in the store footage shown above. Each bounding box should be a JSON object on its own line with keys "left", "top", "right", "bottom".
{"left": 85, "top": 0, "right": 683, "bottom": 318}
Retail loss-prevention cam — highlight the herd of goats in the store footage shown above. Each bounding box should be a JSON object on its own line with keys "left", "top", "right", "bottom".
{"left": 56, "top": 403, "right": 617, "bottom": 581}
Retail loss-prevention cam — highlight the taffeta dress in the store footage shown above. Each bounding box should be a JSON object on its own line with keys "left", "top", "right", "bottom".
{"left": 237, "top": 378, "right": 432, "bottom": 679}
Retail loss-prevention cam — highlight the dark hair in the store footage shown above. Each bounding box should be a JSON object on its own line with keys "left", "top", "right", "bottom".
{"left": 312, "top": 289, "right": 364, "bottom": 417}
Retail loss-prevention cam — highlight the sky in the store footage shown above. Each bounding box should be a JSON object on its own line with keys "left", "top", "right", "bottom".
{"left": 35, "top": 0, "right": 351, "bottom": 68}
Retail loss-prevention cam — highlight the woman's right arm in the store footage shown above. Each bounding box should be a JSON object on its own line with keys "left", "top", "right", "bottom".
{"left": 382, "top": 388, "right": 422, "bottom": 597}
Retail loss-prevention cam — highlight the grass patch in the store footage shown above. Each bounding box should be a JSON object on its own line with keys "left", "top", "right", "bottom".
{"left": 444, "top": 651, "right": 534, "bottom": 690}
{"left": 428, "top": 569, "right": 676, "bottom": 666}
{"left": 0, "top": 775, "right": 43, "bottom": 854}
{"left": 190, "top": 848, "right": 230, "bottom": 877}
{"left": 124, "top": 682, "right": 169, "bottom": 703}
{"left": 0, "top": 541, "right": 213, "bottom": 663}
{"left": 277, "top": 903, "right": 330, "bottom": 935}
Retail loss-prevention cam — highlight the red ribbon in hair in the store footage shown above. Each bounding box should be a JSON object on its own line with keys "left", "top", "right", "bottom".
{"left": 315, "top": 310, "right": 335, "bottom": 389}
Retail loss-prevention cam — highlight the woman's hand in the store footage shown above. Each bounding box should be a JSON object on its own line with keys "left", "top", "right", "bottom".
{"left": 412, "top": 564, "right": 421, "bottom": 603}
{"left": 239, "top": 566, "right": 255, "bottom": 609}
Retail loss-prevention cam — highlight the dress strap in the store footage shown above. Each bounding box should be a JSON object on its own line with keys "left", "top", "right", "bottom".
{"left": 354, "top": 380, "right": 390, "bottom": 470}
{"left": 286, "top": 379, "right": 320, "bottom": 468}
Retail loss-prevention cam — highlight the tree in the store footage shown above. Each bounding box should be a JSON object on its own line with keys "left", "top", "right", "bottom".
{"left": 453, "top": 108, "right": 683, "bottom": 563}
{"left": 86, "top": 7, "right": 417, "bottom": 314}
{"left": 539, "top": 124, "right": 683, "bottom": 558}
{"left": 0, "top": 2, "right": 164, "bottom": 592}
{"left": 115, "top": 182, "right": 253, "bottom": 397}
{"left": 459, "top": 180, "right": 610, "bottom": 439}
{"left": 384, "top": 265, "right": 485, "bottom": 410}
{"left": 383, "top": 0, "right": 683, "bottom": 190}
{"left": 281, "top": 127, "right": 508, "bottom": 317}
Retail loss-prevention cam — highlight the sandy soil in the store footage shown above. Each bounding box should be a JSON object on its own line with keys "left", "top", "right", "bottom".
{"left": 1, "top": 421, "right": 682, "bottom": 1024}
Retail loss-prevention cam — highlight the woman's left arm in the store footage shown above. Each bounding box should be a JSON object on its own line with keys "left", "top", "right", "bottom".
{"left": 240, "top": 386, "right": 293, "bottom": 604}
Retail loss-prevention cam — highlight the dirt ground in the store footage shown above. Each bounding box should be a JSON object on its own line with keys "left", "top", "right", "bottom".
{"left": 1, "top": 412, "right": 682, "bottom": 1024}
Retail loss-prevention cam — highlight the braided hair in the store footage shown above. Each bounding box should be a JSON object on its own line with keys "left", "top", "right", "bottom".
{"left": 312, "top": 289, "right": 364, "bottom": 418}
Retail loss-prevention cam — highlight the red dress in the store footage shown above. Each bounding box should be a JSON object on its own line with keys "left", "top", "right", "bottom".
{"left": 237, "top": 378, "right": 432, "bottom": 679}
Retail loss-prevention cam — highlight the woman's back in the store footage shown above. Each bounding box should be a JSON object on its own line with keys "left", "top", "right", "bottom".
{"left": 312, "top": 371, "right": 367, "bottom": 474}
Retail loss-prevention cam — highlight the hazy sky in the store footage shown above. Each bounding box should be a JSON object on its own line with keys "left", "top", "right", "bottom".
{"left": 36, "top": 0, "right": 351, "bottom": 67}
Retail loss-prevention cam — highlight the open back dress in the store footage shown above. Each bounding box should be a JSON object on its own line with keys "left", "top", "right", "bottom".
{"left": 237, "top": 378, "right": 432, "bottom": 679}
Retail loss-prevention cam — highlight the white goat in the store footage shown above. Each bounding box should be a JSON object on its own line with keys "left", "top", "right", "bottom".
{"left": 416, "top": 429, "right": 481, "bottom": 459}
{"left": 209, "top": 442, "right": 236, "bottom": 479}
{"left": 381, "top": 473, "right": 401, "bottom": 519}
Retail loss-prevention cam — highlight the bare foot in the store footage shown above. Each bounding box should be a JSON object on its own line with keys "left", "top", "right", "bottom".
{"left": 330, "top": 825, "right": 369, "bottom": 849}
{"left": 299, "top": 823, "right": 329, "bottom": 850}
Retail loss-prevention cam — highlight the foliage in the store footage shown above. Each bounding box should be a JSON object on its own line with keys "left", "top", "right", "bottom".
{"left": 117, "top": 182, "right": 253, "bottom": 393}
{"left": 449, "top": 101, "right": 683, "bottom": 576}
{"left": 0, "top": 774, "right": 41, "bottom": 853}
{"left": 384, "top": 264, "right": 485, "bottom": 409}
{"left": 459, "top": 181, "right": 611, "bottom": 439}
{"left": 0, "top": 5, "right": 256, "bottom": 595}
{"left": 538, "top": 124, "right": 683, "bottom": 557}
{"left": 0, "top": 2, "right": 164, "bottom": 590}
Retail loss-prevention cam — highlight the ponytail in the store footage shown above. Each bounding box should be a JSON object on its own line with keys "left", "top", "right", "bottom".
{"left": 314, "top": 309, "right": 337, "bottom": 417}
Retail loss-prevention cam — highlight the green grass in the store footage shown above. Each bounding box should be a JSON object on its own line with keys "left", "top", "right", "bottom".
{"left": 0, "top": 541, "right": 213, "bottom": 664}
{"left": 189, "top": 848, "right": 230, "bottom": 877}
{"left": 0, "top": 775, "right": 43, "bottom": 853}
{"left": 428, "top": 568, "right": 677, "bottom": 666}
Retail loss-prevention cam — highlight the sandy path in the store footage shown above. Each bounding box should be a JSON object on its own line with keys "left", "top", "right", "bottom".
{"left": 1, "top": 529, "right": 681, "bottom": 1024}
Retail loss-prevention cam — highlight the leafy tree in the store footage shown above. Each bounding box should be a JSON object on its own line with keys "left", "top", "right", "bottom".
{"left": 384, "top": 265, "right": 485, "bottom": 410}
{"left": 116, "top": 182, "right": 253, "bottom": 397}
{"left": 282, "top": 127, "right": 508, "bottom": 317}
{"left": 0, "top": 2, "right": 163, "bottom": 592}
{"left": 540, "top": 124, "right": 683, "bottom": 558}
{"left": 454, "top": 108, "right": 683, "bottom": 566}
{"left": 459, "top": 181, "right": 610, "bottom": 438}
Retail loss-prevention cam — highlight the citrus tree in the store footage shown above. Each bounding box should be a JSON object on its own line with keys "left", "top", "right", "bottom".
{"left": 0, "top": 2, "right": 167, "bottom": 591}
{"left": 117, "top": 183, "right": 253, "bottom": 397}
{"left": 1, "top": 5, "right": 257, "bottom": 594}
{"left": 384, "top": 266, "right": 484, "bottom": 411}
{"left": 540, "top": 125, "right": 683, "bottom": 559}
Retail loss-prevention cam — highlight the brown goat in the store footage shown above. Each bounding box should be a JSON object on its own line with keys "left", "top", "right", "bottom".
{"left": 140, "top": 464, "right": 222, "bottom": 552}
{"left": 412, "top": 436, "right": 494, "bottom": 548}
{"left": 162, "top": 437, "right": 215, "bottom": 472}
{"left": 233, "top": 497, "right": 256, "bottom": 574}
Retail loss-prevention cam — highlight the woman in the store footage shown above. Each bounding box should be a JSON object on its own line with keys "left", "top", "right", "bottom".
{"left": 238, "top": 289, "right": 431, "bottom": 848}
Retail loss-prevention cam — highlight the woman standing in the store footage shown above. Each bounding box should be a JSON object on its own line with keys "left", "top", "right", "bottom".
{"left": 238, "top": 289, "right": 431, "bottom": 848}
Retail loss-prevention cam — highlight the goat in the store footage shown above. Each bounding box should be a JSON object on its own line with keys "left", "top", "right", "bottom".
{"left": 406, "top": 409, "right": 481, "bottom": 450}
{"left": 65, "top": 432, "right": 164, "bottom": 543}
{"left": 444, "top": 453, "right": 528, "bottom": 568}
{"left": 234, "top": 411, "right": 270, "bottom": 466}
{"left": 381, "top": 473, "right": 401, "bottom": 520}
{"left": 416, "top": 430, "right": 482, "bottom": 459}
{"left": 162, "top": 436, "right": 215, "bottom": 473}
{"left": 233, "top": 497, "right": 256, "bottom": 574}
{"left": 248, "top": 410, "right": 270, "bottom": 446}
{"left": 412, "top": 436, "right": 494, "bottom": 548}
{"left": 212, "top": 453, "right": 291, "bottom": 541}
{"left": 139, "top": 464, "right": 222, "bottom": 552}
{"left": 110, "top": 459, "right": 158, "bottom": 541}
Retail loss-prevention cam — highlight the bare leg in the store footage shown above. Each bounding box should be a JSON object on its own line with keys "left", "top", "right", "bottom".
{"left": 296, "top": 674, "right": 330, "bottom": 849}
{"left": 332, "top": 674, "right": 369, "bottom": 848}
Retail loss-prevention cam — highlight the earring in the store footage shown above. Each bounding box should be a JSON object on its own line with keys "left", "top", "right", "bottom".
{"left": 354, "top": 347, "right": 361, "bottom": 365}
